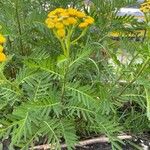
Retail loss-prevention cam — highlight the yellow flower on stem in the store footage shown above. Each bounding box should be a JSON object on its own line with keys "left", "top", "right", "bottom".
{"left": 55, "top": 22, "right": 64, "bottom": 29}
{"left": 47, "top": 22, "right": 55, "bottom": 29}
{"left": 85, "top": 16, "right": 94, "bottom": 24}
{"left": 0, "top": 45, "right": 4, "bottom": 52}
{"left": 57, "top": 28, "right": 66, "bottom": 38}
{"left": 60, "top": 12, "right": 69, "bottom": 18}
{"left": 62, "top": 19, "right": 70, "bottom": 26}
{"left": 67, "top": 17, "right": 77, "bottom": 25}
{"left": 53, "top": 16, "right": 59, "bottom": 23}
{"left": 79, "top": 22, "right": 89, "bottom": 28}
{"left": 45, "top": 18, "right": 55, "bottom": 28}
{"left": 76, "top": 11, "right": 86, "bottom": 18}
{"left": 45, "top": 7, "right": 95, "bottom": 57}
{"left": 55, "top": 8, "right": 65, "bottom": 13}
{"left": 0, "top": 53, "right": 6, "bottom": 62}
{"left": 0, "top": 34, "right": 6, "bottom": 44}
{"left": 48, "top": 11, "right": 56, "bottom": 17}
{"left": 67, "top": 8, "right": 77, "bottom": 16}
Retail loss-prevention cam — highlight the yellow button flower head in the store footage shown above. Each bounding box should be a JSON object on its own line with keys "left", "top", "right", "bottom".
{"left": 55, "top": 22, "right": 64, "bottom": 29}
{"left": 45, "top": 7, "right": 94, "bottom": 40}
{"left": 45, "top": 18, "right": 55, "bottom": 28}
{"left": 0, "top": 34, "right": 6, "bottom": 44}
{"left": 45, "top": 7, "right": 94, "bottom": 30}
{"left": 76, "top": 11, "right": 86, "bottom": 18}
{"left": 67, "top": 17, "right": 77, "bottom": 25}
{"left": 48, "top": 22, "right": 55, "bottom": 29}
{"left": 55, "top": 8, "right": 65, "bottom": 13}
{"left": 85, "top": 16, "right": 94, "bottom": 24}
{"left": 79, "top": 22, "right": 89, "bottom": 28}
{"left": 57, "top": 28, "right": 66, "bottom": 38}
{"left": 62, "top": 19, "right": 70, "bottom": 26}
{"left": 60, "top": 12, "right": 69, "bottom": 18}
{"left": 0, "top": 45, "right": 4, "bottom": 52}
{"left": 53, "top": 16, "right": 59, "bottom": 23}
{"left": 48, "top": 11, "right": 56, "bottom": 17}
{"left": 67, "top": 8, "right": 78, "bottom": 16}
{"left": 0, "top": 53, "right": 6, "bottom": 62}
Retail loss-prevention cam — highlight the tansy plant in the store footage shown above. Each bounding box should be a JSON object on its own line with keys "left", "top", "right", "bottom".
{"left": 1, "top": 1, "right": 150, "bottom": 150}
{"left": 45, "top": 8, "right": 94, "bottom": 57}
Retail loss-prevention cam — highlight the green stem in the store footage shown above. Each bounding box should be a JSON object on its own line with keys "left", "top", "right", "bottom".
{"left": 142, "top": 29, "right": 147, "bottom": 42}
{"left": 60, "top": 40, "right": 68, "bottom": 57}
{"left": 61, "top": 64, "right": 69, "bottom": 103}
{"left": 65, "top": 26, "right": 74, "bottom": 57}
{"left": 15, "top": 0, "right": 24, "bottom": 55}
{"left": 65, "top": 37, "right": 70, "bottom": 57}
{"left": 53, "top": 30, "right": 69, "bottom": 57}
{"left": 0, "top": 71, "right": 6, "bottom": 82}
{"left": 118, "top": 57, "right": 150, "bottom": 96}
{"left": 71, "top": 28, "right": 87, "bottom": 44}
{"left": 145, "top": 88, "right": 150, "bottom": 121}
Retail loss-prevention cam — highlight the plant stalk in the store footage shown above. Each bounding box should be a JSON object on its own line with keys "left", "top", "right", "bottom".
{"left": 15, "top": 0, "right": 24, "bottom": 55}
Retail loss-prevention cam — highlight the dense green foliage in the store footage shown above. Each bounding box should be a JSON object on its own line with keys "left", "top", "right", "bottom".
{"left": 0, "top": 0, "right": 149, "bottom": 150}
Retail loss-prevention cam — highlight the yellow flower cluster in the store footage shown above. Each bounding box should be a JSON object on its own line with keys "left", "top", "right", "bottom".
{"left": 45, "top": 8, "right": 94, "bottom": 38}
{"left": 140, "top": 0, "right": 150, "bottom": 13}
{"left": 0, "top": 34, "right": 6, "bottom": 62}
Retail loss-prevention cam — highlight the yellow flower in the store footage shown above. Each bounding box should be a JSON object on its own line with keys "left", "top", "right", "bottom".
{"left": 0, "top": 34, "right": 6, "bottom": 44}
{"left": 85, "top": 16, "right": 94, "bottom": 24}
{"left": 60, "top": 12, "right": 69, "bottom": 18}
{"left": 76, "top": 11, "right": 86, "bottom": 18}
{"left": 45, "top": 18, "right": 55, "bottom": 28}
{"left": 78, "top": 22, "right": 89, "bottom": 28}
{"left": 53, "top": 16, "right": 59, "bottom": 22}
{"left": 48, "top": 11, "right": 56, "bottom": 17}
{"left": 62, "top": 19, "right": 70, "bottom": 26}
{"left": 55, "top": 22, "right": 64, "bottom": 29}
{"left": 55, "top": 8, "right": 65, "bottom": 13}
{"left": 57, "top": 28, "right": 66, "bottom": 38}
{"left": 0, "top": 45, "right": 4, "bottom": 52}
{"left": 47, "top": 22, "right": 55, "bottom": 29}
{"left": 67, "top": 8, "right": 77, "bottom": 16}
{"left": 67, "top": 17, "right": 77, "bottom": 25}
{"left": 0, "top": 53, "right": 6, "bottom": 62}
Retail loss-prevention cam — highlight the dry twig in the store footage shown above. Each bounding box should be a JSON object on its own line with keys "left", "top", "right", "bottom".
{"left": 31, "top": 134, "right": 132, "bottom": 150}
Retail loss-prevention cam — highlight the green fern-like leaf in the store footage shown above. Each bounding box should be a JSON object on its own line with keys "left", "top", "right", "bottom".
{"left": 25, "top": 58, "right": 63, "bottom": 79}
{"left": 59, "top": 119, "right": 78, "bottom": 150}
{"left": 66, "top": 83, "right": 97, "bottom": 108}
